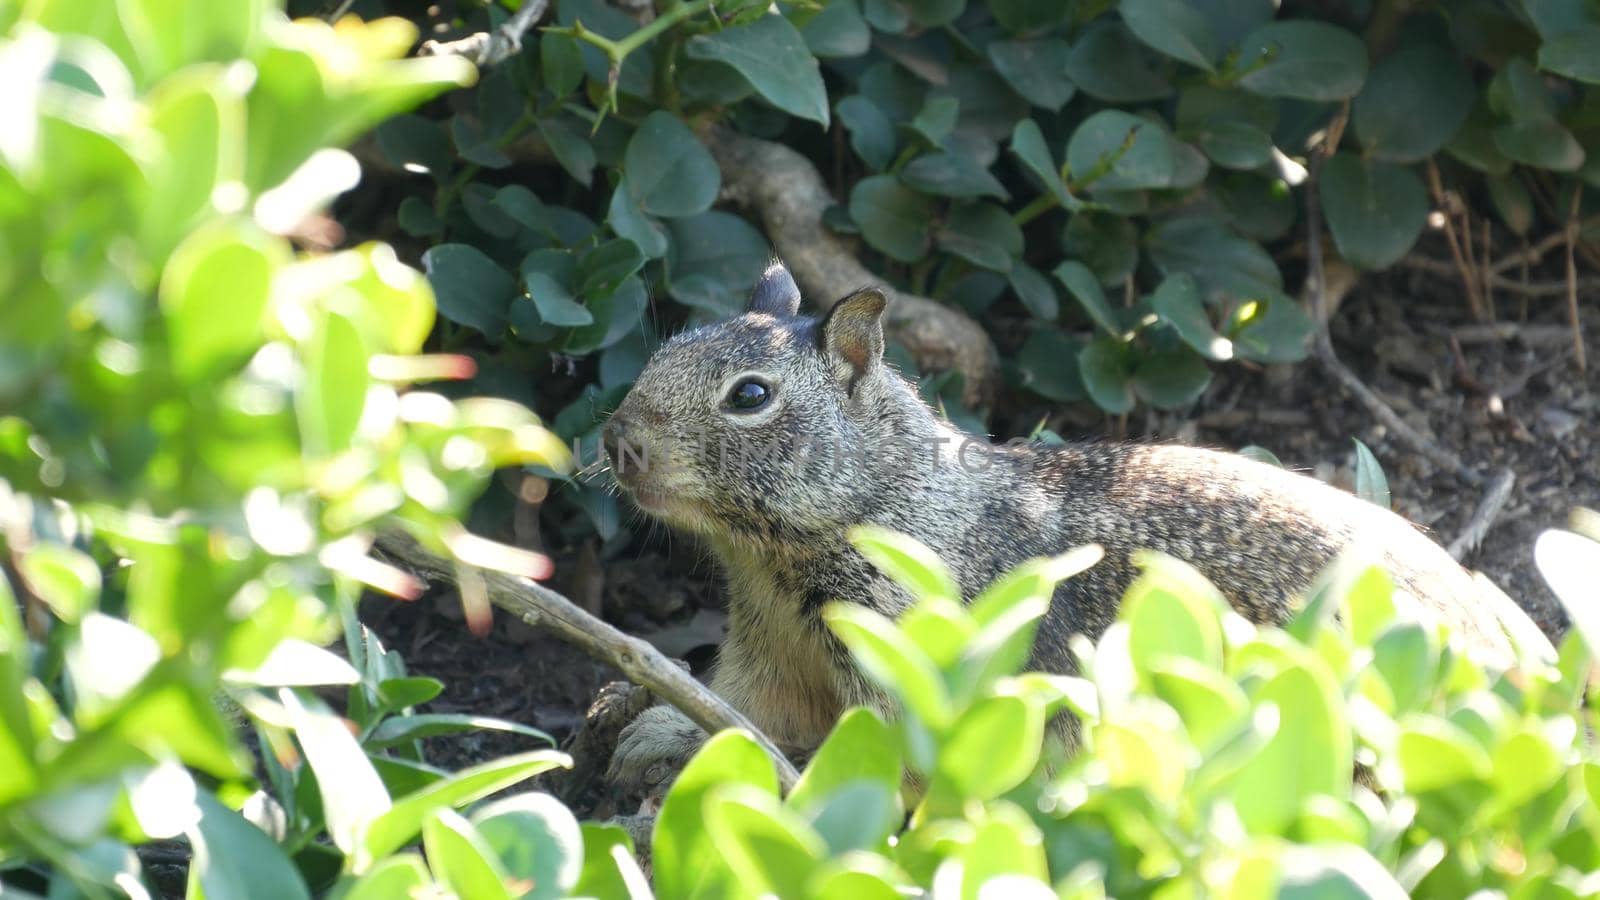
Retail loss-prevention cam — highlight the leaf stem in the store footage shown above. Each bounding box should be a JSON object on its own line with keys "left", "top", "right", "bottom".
{"left": 1013, "top": 194, "right": 1058, "bottom": 226}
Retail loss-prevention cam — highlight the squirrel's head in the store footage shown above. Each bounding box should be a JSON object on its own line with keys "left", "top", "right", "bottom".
{"left": 603, "top": 262, "right": 903, "bottom": 540}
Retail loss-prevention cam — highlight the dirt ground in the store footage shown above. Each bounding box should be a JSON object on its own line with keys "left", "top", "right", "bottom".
{"left": 364, "top": 257, "right": 1598, "bottom": 777}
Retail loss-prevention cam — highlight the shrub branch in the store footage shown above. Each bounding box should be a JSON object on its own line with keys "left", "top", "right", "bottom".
{"left": 374, "top": 531, "right": 802, "bottom": 790}
{"left": 418, "top": 0, "right": 551, "bottom": 66}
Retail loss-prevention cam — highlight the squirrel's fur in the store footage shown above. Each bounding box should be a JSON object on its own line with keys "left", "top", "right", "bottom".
{"left": 603, "top": 263, "right": 1515, "bottom": 794}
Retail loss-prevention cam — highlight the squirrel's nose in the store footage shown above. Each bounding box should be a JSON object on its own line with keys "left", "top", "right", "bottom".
{"left": 602, "top": 415, "right": 634, "bottom": 471}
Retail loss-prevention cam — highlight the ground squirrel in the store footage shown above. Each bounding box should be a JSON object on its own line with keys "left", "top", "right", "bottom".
{"left": 602, "top": 262, "right": 1517, "bottom": 795}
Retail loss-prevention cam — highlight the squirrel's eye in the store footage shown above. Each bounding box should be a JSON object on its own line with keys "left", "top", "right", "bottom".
{"left": 726, "top": 379, "right": 770, "bottom": 411}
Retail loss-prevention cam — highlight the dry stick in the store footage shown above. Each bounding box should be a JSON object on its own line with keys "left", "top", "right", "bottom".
{"left": 1401, "top": 257, "right": 1600, "bottom": 298}
{"left": 1305, "top": 147, "right": 1484, "bottom": 486}
{"left": 374, "top": 531, "right": 802, "bottom": 791}
{"left": 1424, "top": 159, "right": 1489, "bottom": 322}
{"left": 1565, "top": 191, "right": 1588, "bottom": 372}
{"left": 1447, "top": 468, "right": 1517, "bottom": 561}
{"left": 418, "top": 0, "right": 551, "bottom": 66}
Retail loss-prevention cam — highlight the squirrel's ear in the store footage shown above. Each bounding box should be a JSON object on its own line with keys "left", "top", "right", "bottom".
{"left": 817, "top": 287, "right": 887, "bottom": 387}
{"left": 747, "top": 261, "right": 802, "bottom": 316}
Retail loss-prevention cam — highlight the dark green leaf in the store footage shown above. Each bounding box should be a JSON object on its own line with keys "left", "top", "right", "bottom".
{"left": 837, "top": 95, "right": 897, "bottom": 171}
{"left": 1277, "top": 845, "right": 1409, "bottom": 900}
{"left": 903, "top": 0, "right": 965, "bottom": 27}
{"left": 1120, "top": 0, "right": 1220, "bottom": 71}
{"left": 903, "top": 151, "right": 1008, "bottom": 199}
{"left": 990, "top": 0, "right": 1070, "bottom": 32}
{"left": 1007, "top": 262, "right": 1058, "bottom": 320}
{"left": 1353, "top": 44, "right": 1474, "bottom": 163}
{"left": 1016, "top": 329, "right": 1084, "bottom": 402}
{"left": 579, "top": 239, "right": 646, "bottom": 298}
{"left": 1196, "top": 120, "right": 1274, "bottom": 169}
{"left": 798, "top": 0, "right": 871, "bottom": 58}
{"left": 1230, "top": 292, "right": 1314, "bottom": 363}
{"left": 685, "top": 14, "right": 830, "bottom": 126}
{"left": 1062, "top": 212, "right": 1139, "bottom": 285}
{"left": 367, "top": 714, "right": 554, "bottom": 749}
{"left": 907, "top": 95, "right": 960, "bottom": 147}
{"left": 987, "top": 39, "right": 1075, "bottom": 111}
{"left": 1067, "top": 110, "right": 1177, "bottom": 192}
{"left": 398, "top": 197, "right": 442, "bottom": 237}
{"left": 1132, "top": 348, "right": 1212, "bottom": 409}
{"left": 461, "top": 182, "right": 519, "bottom": 239}
{"left": 521, "top": 250, "right": 592, "bottom": 328}
{"left": 1445, "top": 103, "right": 1514, "bottom": 175}
{"left": 667, "top": 211, "right": 772, "bottom": 315}
{"left": 538, "top": 116, "right": 596, "bottom": 188}
{"left": 1236, "top": 21, "right": 1368, "bottom": 101}
{"left": 1065, "top": 22, "right": 1172, "bottom": 103}
{"left": 377, "top": 677, "right": 444, "bottom": 712}
{"left": 624, "top": 112, "right": 720, "bottom": 218}
{"left": 563, "top": 275, "right": 649, "bottom": 354}
{"left": 937, "top": 202, "right": 1022, "bottom": 271}
{"left": 187, "top": 792, "right": 311, "bottom": 900}
{"left": 376, "top": 114, "right": 452, "bottom": 177}
{"left": 1150, "top": 274, "right": 1231, "bottom": 360}
{"left": 1320, "top": 153, "right": 1428, "bottom": 269}
{"left": 862, "top": 0, "right": 910, "bottom": 34}
{"left": 1214, "top": 172, "right": 1296, "bottom": 241}
{"left": 849, "top": 175, "right": 936, "bottom": 263}
{"left": 1054, "top": 260, "right": 1124, "bottom": 335}
{"left": 1539, "top": 25, "right": 1600, "bottom": 83}
{"left": 607, "top": 178, "right": 670, "bottom": 258}
{"left": 1009, "top": 119, "right": 1073, "bottom": 207}
{"left": 423, "top": 244, "right": 516, "bottom": 335}
{"left": 1146, "top": 215, "right": 1282, "bottom": 299}
{"left": 1078, "top": 338, "right": 1135, "bottom": 414}
{"left": 1487, "top": 172, "right": 1535, "bottom": 235}
{"left": 541, "top": 32, "right": 585, "bottom": 97}
{"left": 451, "top": 115, "right": 512, "bottom": 169}
{"left": 1351, "top": 438, "right": 1391, "bottom": 509}
{"left": 472, "top": 793, "right": 583, "bottom": 900}
{"left": 1493, "top": 119, "right": 1586, "bottom": 171}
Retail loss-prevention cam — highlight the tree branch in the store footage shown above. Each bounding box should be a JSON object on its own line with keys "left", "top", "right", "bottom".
{"left": 418, "top": 0, "right": 551, "bottom": 67}
{"left": 373, "top": 531, "right": 801, "bottom": 791}
{"left": 702, "top": 124, "right": 1002, "bottom": 410}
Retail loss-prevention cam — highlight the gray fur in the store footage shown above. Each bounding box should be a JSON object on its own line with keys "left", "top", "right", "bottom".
{"left": 604, "top": 264, "right": 1515, "bottom": 795}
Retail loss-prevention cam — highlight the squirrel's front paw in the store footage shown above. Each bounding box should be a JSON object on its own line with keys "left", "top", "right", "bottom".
{"left": 608, "top": 706, "right": 707, "bottom": 797}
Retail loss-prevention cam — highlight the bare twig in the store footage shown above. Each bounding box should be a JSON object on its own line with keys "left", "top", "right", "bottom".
{"left": 1424, "top": 159, "right": 1489, "bottom": 322}
{"left": 1448, "top": 468, "right": 1517, "bottom": 560}
{"left": 1305, "top": 112, "right": 1484, "bottom": 486}
{"left": 1565, "top": 190, "right": 1588, "bottom": 372}
{"left": 419, "top": 0, "right": 551, "bottom": 66}
{"left": 1402, "top": 256, "right": 1600, "bottom": 298}
{"left": 374, "top": 531, "right": 801, "bottom": 791}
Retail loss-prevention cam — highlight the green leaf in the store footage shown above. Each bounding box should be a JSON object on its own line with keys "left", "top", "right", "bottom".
{"left": 1277, "top": 845, "right": 1408, "bottom": 900}
{"left": 538, "top": 116, "right": 596, "bottom": 187}
{"left": 1493, "top": 119, "right": 1586, "bottom": 171}
{"left": 398, "top": 197, "right": 443, "bottom": 236}
{"left": 789, "top": 708, "right": 903, "bottom": 813}
{"left": 990, "top": 0, "right": 1070, "bottom": 32}
{"left": 160, "top": 224, "right": 278, "bottom": 383}
{"left": 1351, "top": 438, "right": 1391, "bottom": 508}
{"left": 1053, "top": 260, "right": 1124, "bottom": 336}
{"left": 1077, "top": 338, "right": 1135, "bottom": 414}
{"left": 837, "top": 95, "right": 896, "bottom": 171}
{"left": 849, "top": 525, "right": 960, "bottom": 601}
{"left": 1148, "top": 656, "right": 1249, "bottom": 749}
{"left": 1016, "top": 330, "right": 1084, "bottom": 402}
{"left": 607, "top": 177, "right": 670, "bottom": 259}
{"left": 937, "top": 202, "right": 1022, "bottom": 272}
{"left": 804, "top": 782, "right": 900, "bottom": 857}
{"left": 684, "top": 14, "right": 830, "bottom": 126}
{"left": 1237, "top": 445, "right": 1283, "bottom": 467}
{"left": 987, "top": 39, "right": 1075, "bottom": 111}
{"left": 1009, "top": 120, "right": 1073, "bottom": 207}
{"left": 423, "top": 243, "right": 516, "bottom": 335}
{"left": 1236, "top": 21, "right": 1368, "bottom": 101}
{"left": 579, "top": 239, "right": 646, "bottom": 298}
{"left": 1445, "top": 104, "right": 1514, "bottom": 175}
{"left": 1146, "top": 214, "right": 1281, "bottom": 300}
{"left": 299, "top": 309, "right": 369, "bottom": 457}
{"left": 377, "top": 114, "right": 453, "bottom": 178}
{"left": 1490, "top": 728, "right": 1566, "bottom": 811}
{"left": 1487, "top": 172, "right": 1535, "bottom": 235}
{"left": 562, "top": 275, "right": 648, "bottom": 354}
{"left": 1353, "top": 44, "right": 1474, "bottom": 163}
{"left": 1372, "top": 622, "right": 1436, "bottom": 714}
{"left": 520, "top": 251, "right": 591, "bottom": 329}
{"left": 366, "top": 714, "right": 554, "bottom": 749}
{"left": 1319, "top": 154, "right": 1428, "bottom": 270}
{"left": 1538, "top": 25, "right": 1600, "bottom": 84}
{"left": 1062, "top": 212, "right": 1138, "bottom": 284}
{"left": 1122, "top": 557, "right": 1225, "bottom": 678}
{"left": 1132, "top": 349, "right": 1211, "bottom": 410}
{"left": 281, "top": 690, "right": 391, "bottom": 854}
{"left": 655, "top": 731, "right": 778, "bottom": 900}
{"left": 1230, "top": 645, "right": 1351, "bottom": 833}
{"left": 19, "top": 543, "right": 99, "bottom": 625}
{"left": 848, "top": 175, "right": 936, "bottom": 263}
{"left": 223, "top": 640, "right": 359, "bottom": 687}
{"left": 573, "top": 823, "right": 646, "bottom": 900}
{"left": 1397, "top": 717, "right": 1492, "bottom": 792}
{"left": 667, "top": 211, "right": 772, "bottom": 314}
{"left": 1120, "top": 0, "right": 1219, "bottom": 71}
{"left": 825, "top": 603, "right": 953, "bottom": 728}
{"left": 187, "top": 792, "right": 311, "bottom": 900}
{"left": 1066, "top": 110, "right": 1177, "bottom": 192}
{"left": 934, "top": 695, "right": 1043, "bottom": 801}
{"left": 704, "top": 784, "right": 826, "bottom": 896}
{"left": 362, "top": 750, "right": 571, "bottom": 864}
{"left": 903, "top": 151, "right": 1008, "bottom": 200}
{"left": 472, "top": 793, "right": 583, "bottom": 900}
{"left": 1007, "top": 262, "right": 1058, "bottom": 320}
{"left": 1214, "top": 171, "right": 1296, "bottom": 240}
{"left": 1196, "top": 120, "right": 1274, "bottom": 170}
{"left": 378, "top": 677, "right": 445, "bottom": 712}
{"left": 423, "top": 809, "right": 514, "bottom": 900}
{"left": 1231, "top": 292, "right": 1313, "bottom": 364}
{"left": 624, "top": 111, "right": 721, "bottom": 218}
{"left": 798, "top": 0, "right": 871, "bottom": 58}
{"left": 338, "top": 854, "right": 432, "bottom": 900}
{"left": 907, "top": 96, "right": 960, "bottom": 148}
{"left": 1150, "top": 273, "right": 1231, "bottom": 360}
{"left": 1065, "top": 22, "right": 1172, "bottom": 103}
{"left": 541, "top": 32, "right": 585, "bottom": 96}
